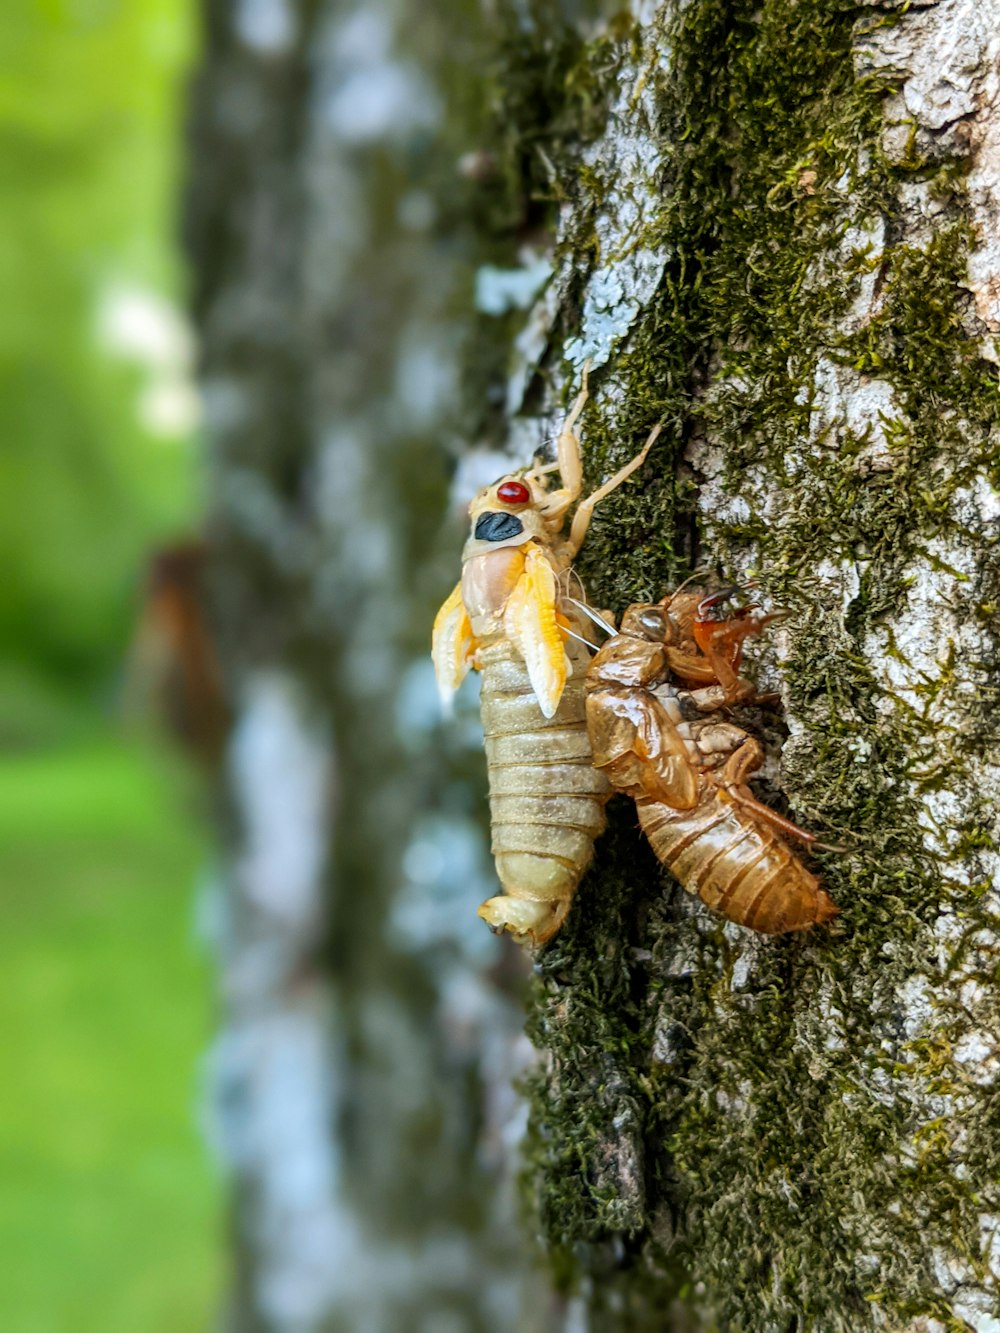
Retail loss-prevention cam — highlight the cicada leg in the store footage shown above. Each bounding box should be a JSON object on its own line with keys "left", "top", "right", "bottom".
{"left": 717, "top": 739, "right": 843, "bottom": 850}
{"left": 531, "top": 364, "right": 591, "bottom": 526}
{"left": 532, "top": 361, "right": 662, "bottom": 555}
{"left": 690, "top": 587, "right": 781, "bottom": 704}
{"left": 565, "top": 420, "right": 661, "bottom": 558}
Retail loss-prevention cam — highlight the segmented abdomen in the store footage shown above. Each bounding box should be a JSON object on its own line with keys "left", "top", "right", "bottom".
{"left": 637, "top": 791, "right": 836, "bottom": 933}
{"left": 479, "top": 638, "right": 608, "bottom": 929}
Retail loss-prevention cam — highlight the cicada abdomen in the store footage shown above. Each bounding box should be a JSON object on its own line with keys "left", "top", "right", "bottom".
{"left": 634, "top": 786, "right": 835, "bottom": 933}
{"left": 585, "top": 591, "right": 837, "bottom": 934}
{"left": 478, "top": 633, "right": 609, "bottom": 943}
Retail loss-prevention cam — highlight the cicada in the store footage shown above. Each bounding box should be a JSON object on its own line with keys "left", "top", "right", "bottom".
{"left": 585, "top": 585, "right": 838, "bottom": 933}
{"left": 432, "top": 371, "right": 660, "bottom": 947}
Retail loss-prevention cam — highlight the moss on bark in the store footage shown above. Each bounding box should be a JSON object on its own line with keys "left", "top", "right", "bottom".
{"left": 477, "top": 1, "right": 1000, "bottom": 1327}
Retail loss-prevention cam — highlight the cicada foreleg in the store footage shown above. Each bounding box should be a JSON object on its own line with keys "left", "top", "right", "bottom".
{"left": 566, "top": 421, "right": 661, "bottom": 559}
{"left": 529, "top": 361, "right": 661, "bottom": 557}
{"left": 685, "top": 587, "right": 772, "bottom": 701}
{"left": 716, "top": 737, "right": 844, "bottom": 851}
{"left": 673, "top": 678, "right": 757, "bottom": 711}
{"left": 528, "top": 365, "right": 590, "bottom": 526}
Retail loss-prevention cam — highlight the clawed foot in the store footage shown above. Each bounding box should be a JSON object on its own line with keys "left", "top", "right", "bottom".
{"left": 477, "top": 895, "right": 567, "bottom": 948}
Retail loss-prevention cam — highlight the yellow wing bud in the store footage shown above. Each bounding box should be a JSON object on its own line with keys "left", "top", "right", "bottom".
{"left": 502, "top": 544, "right": 569, "bottom": 719}
{"left": 432, "top": 582, "right": 477, "bottom": 711}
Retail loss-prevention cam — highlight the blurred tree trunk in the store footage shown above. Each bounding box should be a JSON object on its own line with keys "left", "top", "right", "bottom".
{"left": 186, "top": 0, "right": 1000, "bottom": 1329}
{"left": 184, "top": 1, "right": 553, "bottom": 1329}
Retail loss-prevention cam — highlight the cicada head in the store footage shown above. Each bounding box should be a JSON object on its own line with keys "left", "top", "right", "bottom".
{"left": 655, "top": 589, "right": 706, "bottom": 647}
{"left": 465, "top": 474, "right": 552, "bottom": 554}
{"left": 587, "top": 599, "right": 691, "bottom": 688}
{"left": 619, "top": 602, "right": 671, "bottom": 643}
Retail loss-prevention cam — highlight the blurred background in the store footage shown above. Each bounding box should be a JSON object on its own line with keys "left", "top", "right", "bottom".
{"left": 0, "top": 2, "right": 220, "bottom": 1328}
{"left": 0, "top": 0, "right": 574, "bottom": 1328}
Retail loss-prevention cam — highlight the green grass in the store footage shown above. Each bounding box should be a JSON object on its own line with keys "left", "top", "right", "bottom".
{"left": 0, "top": 736, "right": 221, "bottom": 1332}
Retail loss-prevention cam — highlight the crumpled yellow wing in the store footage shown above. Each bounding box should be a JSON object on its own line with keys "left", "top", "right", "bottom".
{"left": 432, "top": 582, "right": 477, "bottom": 711}
{"left": 503, "top": 544, "right": 569, "bottom": 719}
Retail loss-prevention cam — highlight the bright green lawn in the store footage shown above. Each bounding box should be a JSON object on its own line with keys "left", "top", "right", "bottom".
{"left": 0, "top": 738, "right": 221, "bottom": 1332}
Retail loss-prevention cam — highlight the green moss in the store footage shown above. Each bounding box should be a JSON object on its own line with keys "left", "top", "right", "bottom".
{"left": 503, "top": 0, "right": 1000, "bottom": 1327}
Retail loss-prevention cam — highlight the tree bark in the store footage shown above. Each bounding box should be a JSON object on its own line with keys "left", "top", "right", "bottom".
{"left": 493, "top": 2, "right": 1000, "bottom": 1330}
{"left": 186, "top": 0, "right": 1000, "bottom": 1328}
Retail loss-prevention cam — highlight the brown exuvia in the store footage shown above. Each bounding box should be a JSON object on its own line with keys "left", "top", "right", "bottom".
{"left": 585, "top": 586, "right": 838, "bottom": 934}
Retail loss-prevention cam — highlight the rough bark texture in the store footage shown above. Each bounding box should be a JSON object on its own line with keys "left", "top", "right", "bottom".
{"left": 483, "top": 2, "right": 1000, "bottom": 1330}
{"left": 185, "top": 0, "right": 1000, "bottom": 1328}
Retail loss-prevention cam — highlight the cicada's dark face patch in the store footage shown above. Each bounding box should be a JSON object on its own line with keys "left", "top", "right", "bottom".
{"left": 475, "top": 511, "right": 524, "bottom": 542}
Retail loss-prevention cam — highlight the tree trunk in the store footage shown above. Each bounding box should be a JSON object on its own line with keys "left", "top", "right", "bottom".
{"left": 496, "top": 2, "right": 1000, "bottom": 1330}
{"left": 186, "top": 0, "right": 1000, "bottom": 1328}
{"left": 184, "top": 1, "right": 553, "bottom": 1329}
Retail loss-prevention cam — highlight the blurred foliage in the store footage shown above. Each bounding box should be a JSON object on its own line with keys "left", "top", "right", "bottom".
{"left": 0, "top": 0, "right": 198, "bottom": 738}
{"left": 0, "top": 5, "right": 220, "bottom": 1328}
{"left": 0, "top": 739, "right": 220, "bottom": 1331}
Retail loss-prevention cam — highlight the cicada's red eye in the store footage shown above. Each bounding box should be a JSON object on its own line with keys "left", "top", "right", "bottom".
{"left": 497, "top": 480, "right": 531, "bottom": 506}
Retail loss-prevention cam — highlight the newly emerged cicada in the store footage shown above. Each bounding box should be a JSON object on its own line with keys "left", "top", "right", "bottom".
{"left": 585, "top": 585, "right": 838, "bottom": 933}
{"left": 432, "top": 371, "right": 660, "bottom": 947}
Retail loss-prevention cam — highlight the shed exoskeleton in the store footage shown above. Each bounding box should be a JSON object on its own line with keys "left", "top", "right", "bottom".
{"left": 585, "top": 586, "right": 838, "bottom": 933}
{"left": 432, "top": 370, "right": 660, "bottom": 947}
